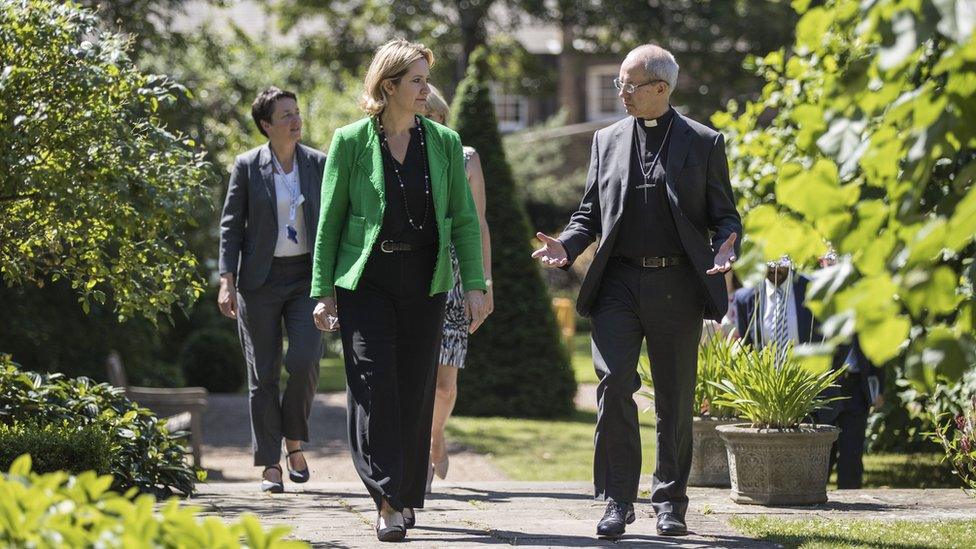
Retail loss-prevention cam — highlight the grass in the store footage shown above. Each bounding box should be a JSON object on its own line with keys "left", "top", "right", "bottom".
{"left": 446, "top": 408, "right": 656, "bottom": 480}
{"left": 730, "top": 516, "right": 976, "bottom": 548}
{"left": 856, "top": 452, "right": 957, "bottom": 489}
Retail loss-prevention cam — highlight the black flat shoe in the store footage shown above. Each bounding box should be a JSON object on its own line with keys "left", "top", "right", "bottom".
{"left": 596, "top": 499, "right": 635, "bottom": 539}
{"left": 260, "top": 464, "right": 284, "bottom": 494}
{"left": 402, "top": 507, "right": 415, "bottom": 529}
{"left": 376, "top": 511, "right": 406, "bottom": 542}
{"left": 286, "top": 449, "right": 310, "bottom": 483}
{"left": 656, "top": 512, "right": 688, "bottom": 536}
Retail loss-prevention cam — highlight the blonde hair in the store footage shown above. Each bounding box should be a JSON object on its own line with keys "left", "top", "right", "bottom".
{"left": 425, "top": 84, "right": 450, "bottom": 123}
{"left": 360, "top": 38, "right": 435, "bottom": 116}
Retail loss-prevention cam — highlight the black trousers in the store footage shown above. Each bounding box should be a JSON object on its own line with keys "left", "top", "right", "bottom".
{"left": 825, "top": 376, "right": 870, "bottom": 489}
{"left": 336, "top": 246, "right": 447, "bottom": 511}
{"left": 590, "top": 260, "right": 704, "bottom": 517}
{"left": 236, "top": 254, "right": 323, "bottom": 466}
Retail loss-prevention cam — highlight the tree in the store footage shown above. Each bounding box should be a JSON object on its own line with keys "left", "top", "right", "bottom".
{"left": 713, "top": 0, "right": 976, "bottom": 395}
{"left": 451, "top": 48, "right": 577, "bottom": 418}
{"left": 0, "top": 0, "right": 213, "bottom": 320}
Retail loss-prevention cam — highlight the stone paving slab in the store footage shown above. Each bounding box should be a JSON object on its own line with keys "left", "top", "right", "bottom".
{"left": 191, "top": 481, "right": 976, "bottom": 548}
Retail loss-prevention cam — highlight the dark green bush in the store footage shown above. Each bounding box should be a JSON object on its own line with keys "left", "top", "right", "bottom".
{"left": 0, "top": 421, "right": 111, "bottom": 475}
{"left": 0, "top": 356, "right": 198, "bottom": 496}
{"left": 450, "top": 47, "right": 576, "bottom": 418}
{"left": 180, "top": 327, "right": 245, "bottom": 393}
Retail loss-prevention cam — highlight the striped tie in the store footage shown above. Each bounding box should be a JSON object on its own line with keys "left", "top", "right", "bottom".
{"left": 771, "top": 287, "right": 790, "bottom": 369}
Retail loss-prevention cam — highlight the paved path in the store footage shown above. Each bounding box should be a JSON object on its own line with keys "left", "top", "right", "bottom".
{"left": 191, "top": 481, "right": 976, "bottom": 548}
{"left": 200, "top": 393, "right": 506, "bottom": 483}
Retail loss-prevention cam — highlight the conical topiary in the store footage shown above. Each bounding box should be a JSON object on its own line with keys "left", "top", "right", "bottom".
{"left": 449, "top": 47, "right": 576, "bottom": 418}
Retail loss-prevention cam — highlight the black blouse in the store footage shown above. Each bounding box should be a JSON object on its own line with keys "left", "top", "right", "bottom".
{"left": 378, "top": 125, "right": 437, "bottom": 246}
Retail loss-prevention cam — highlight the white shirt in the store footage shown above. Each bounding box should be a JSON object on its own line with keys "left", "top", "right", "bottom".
{"left": 273, "top": 163, "right": 309, "bottom": 257}
{"left": 761, "top": 278, "right": 799, "bottom": 347}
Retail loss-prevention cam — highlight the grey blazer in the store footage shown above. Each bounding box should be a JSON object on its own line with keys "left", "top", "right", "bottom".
{"left": 558, "top": 113, "right": 742, "bottom": 321}
{"left": 219, "top": 143, "right": 327, "bottom": 291}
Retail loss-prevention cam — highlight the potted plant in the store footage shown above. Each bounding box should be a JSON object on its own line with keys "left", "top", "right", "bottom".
{"left": 688, "top": 331, "right": 740, "bottom": 487}
{"left": 711, "top": 344, "right": 846, "bottom": 505}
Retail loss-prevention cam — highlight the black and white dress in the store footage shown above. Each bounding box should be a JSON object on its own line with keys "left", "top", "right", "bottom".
{"left": 438, "top": 146, "right": 477, "bottom": 368}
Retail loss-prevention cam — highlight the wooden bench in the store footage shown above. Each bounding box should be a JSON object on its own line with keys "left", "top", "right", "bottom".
{"left": 106, "top": 351, "right": 208, "bottom": 467}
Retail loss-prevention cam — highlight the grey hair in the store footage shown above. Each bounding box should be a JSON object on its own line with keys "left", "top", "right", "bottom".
{"left": 626, "top": 44, "right": 679, "bottom": 90}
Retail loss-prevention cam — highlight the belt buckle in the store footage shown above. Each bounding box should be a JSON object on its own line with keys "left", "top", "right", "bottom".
{"left": 642, "top": 257, "right": 662, "bottom": 268}
{"left": 380, "top": 240, "right": 395, "bottom": 253}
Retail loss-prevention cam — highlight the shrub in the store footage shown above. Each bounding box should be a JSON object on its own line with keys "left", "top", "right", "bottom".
{"left": 932, "top": 395, "right": 976, "bottom": 498}
{"left": 710, "top": 344, "right": 846, "bottom": 430}
{"left": 0, "top": 421, "right": 111, "bottom": 475}
{"left": 450, "top": 46, "right": 576, "bottom": 418}
{"left": 696, "top": 332, "right": 739, "bottom": 419}
{"left": 180, "top": 327, "right": 245, "bottom": 393}
{"left": 0, "top": 455, "right": 306, "bottom": 548}
{"left": 0, "top": 356, "right": 198, "bottom": 496}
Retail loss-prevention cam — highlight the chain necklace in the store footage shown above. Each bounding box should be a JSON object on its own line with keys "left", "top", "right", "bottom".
{"left": 633, "top": 116, "right": 673, "bottom": 203}
{"left": 377, "top": 115, "right": 431, "bottom": 230}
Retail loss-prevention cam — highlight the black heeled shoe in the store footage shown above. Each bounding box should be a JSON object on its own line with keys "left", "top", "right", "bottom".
{"left": 402, "top": 507, "right": 416, "bottom": 529}
{"left": 260, "top": 464, "right": 284, "bottom": 494}
{"left": 376, "top": 510, "right": 406, "bottom": 542}
{"left": 286, "top": 449, "right": 310, "bottom": 483}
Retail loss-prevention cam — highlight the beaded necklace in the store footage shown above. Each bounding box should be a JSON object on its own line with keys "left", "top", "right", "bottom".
{"left": 377, "top": 115, "right": 430, "bottom": 230}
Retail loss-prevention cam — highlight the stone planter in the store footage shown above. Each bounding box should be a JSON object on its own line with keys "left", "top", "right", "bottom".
{"left": 716, "top": 423, "right": 840, "bottom": 505}
{"left": 688, "top": 417, "right": 737, "bottom": 487}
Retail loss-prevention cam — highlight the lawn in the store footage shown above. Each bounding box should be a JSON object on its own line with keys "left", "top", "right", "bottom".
{"left": 446, "top": 408, "right": 656, "bottom": 480}
{"left": 730, "top": 516, "right": 976, "bottom": 549}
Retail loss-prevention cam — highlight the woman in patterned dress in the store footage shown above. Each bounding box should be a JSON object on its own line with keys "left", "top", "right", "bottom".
{"left": 423, "top": 85, "right": 493, "bottom": 492}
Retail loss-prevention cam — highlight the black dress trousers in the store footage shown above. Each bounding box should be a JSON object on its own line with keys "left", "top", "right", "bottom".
{"left": 591, "top": 260, "right": 704, "bottom": 516}
{"left": 336, "top": 245, "right": 447, "bottom": 511}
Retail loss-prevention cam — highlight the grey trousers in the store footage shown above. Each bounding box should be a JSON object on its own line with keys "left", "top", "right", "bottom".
{"left": 590, "top": 260, "right": 704, "bottom": 517}
{"left": 236, "top": 254, "right": 323, "bottom": 466}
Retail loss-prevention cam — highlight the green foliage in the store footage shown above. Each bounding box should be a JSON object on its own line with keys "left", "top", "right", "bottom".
{"left": 450, "top": 48, "right": 576, "bottom": 418}
{"left": 0, "top": 455, "right": 307, "bottom": 548}
{"left": 710, "top": 344, "right": 846, "bottom": 429}
{"left": 503, "top": 111, "right": 588, "bottom": 234}
{"left": 696, "top": 331, "right": 739, "bottom": 419}
{"left": 0, "top": 421, "right": 111, "bottom": 475}
{"left": 0, "top": 356, "right": 198, "bottom": 496}
{"left": 932, "top": 395, "right": 976, "bottom": 497}
{"left": 731, "top": 515, "right": 976, "bottom": 549}
{"left": 0, "top": 0, "right": 214, "bottom": 321}
{"left": 713, "top": 0, "right": 976, "bottom": 390}
{"left": 180, "top": 328, "right": 244, "bottom": 393}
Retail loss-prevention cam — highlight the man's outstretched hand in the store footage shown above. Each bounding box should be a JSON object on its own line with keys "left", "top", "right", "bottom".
{"left": 532, "top": 232, "right": 569, "bottom": 268}
{"left": 706, "top": 233, "right": 738, "bottom": 275}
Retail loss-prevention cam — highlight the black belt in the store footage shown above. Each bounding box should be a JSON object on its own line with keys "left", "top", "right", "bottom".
{"left": 614, "top": 255, "right": 685, "bottom": 268}
{"left": 377, "top": 240, "right": 433, "bottom": 253}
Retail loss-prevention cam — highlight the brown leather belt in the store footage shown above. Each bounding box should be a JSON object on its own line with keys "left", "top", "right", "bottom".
{"left": 615, "top": 256, "right": 685, "bottom": 268}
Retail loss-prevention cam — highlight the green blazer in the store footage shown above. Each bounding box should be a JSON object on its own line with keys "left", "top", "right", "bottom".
{"left": 311, "top": 116, "right": 486, "bottom": 298}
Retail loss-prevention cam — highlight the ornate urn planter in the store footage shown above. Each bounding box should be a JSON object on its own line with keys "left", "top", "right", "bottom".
{"left": 716, "top": 423, "right": 840, "bottom": 505}
{"left": 688, "top": 417, "right": 738, "bottom": 487}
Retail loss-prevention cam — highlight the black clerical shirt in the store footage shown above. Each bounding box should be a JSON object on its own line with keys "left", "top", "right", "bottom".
{"left": 612, "top": 108, "right": 685, "bottom": 259}
{"left": 378, "top": 125, "right": 437, "bottom": 246}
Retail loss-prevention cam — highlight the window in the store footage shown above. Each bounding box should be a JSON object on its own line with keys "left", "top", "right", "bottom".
{"left": 586, "top": 65, "right": 627, "bottom": 121}
{"left": 491, "top": 84, "right": 528, "bottom": 133}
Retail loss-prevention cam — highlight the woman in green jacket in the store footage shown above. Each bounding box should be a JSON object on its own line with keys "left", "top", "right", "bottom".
{"left": 311, "top": 38, "right": 489, "bottom": 542}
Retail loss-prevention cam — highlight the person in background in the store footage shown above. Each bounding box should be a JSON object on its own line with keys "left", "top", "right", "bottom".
{"left": 813, "top": 249, "right": 885, "bottom": 489}
{"left": 422, "top": 84, "right": 493, "bottom": 494}
{"left": 310, "top": 39, "right": 489, "bottom": 542}
{"left": 218, "top": 87, "right": 326, "bottom": 494}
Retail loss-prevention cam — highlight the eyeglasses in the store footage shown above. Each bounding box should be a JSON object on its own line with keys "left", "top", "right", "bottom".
{"left": 613, "top": 77, "right": 667, "bottom": 94}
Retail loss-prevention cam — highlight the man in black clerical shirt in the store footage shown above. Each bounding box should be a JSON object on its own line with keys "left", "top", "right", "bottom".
{"left": 533, "top": 44, "right": 741, "bottom": 539}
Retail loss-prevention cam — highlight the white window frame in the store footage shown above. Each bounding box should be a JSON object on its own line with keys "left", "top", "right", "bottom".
{"left": 586, "top": 64, "right": 627, "bottom": 121}
{"left": 490, "top": 84, "right": 529, "bottom": 133}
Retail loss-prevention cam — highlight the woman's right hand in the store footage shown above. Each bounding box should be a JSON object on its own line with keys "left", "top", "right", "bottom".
{"left": 313, "top": 296, "right": 340, "bottom": 332}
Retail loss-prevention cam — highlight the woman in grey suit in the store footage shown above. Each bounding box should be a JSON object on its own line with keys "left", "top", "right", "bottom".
{"left": 217, "top": 87, "right": 326, "bottom": 493}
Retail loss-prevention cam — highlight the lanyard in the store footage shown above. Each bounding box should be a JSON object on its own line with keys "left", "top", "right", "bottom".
{"left": 270, "top": 149, "right": 304, "bottom": 223}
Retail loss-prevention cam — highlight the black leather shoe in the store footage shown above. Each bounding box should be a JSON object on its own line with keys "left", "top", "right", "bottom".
{"left": 596, "top": 500, "right": 635, "bottom": 539}
{"left": 260, "top": 465, "right": 284, "bottom": 494}
{"left": 656, "top": 512, "right": 688, "bottom": 536}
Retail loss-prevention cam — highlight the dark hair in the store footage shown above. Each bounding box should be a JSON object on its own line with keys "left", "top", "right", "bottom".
{"left": 251, "top": 87, "right": 298, "bottom": 137}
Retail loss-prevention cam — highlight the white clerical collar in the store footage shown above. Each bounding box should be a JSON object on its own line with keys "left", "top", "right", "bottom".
{"left": 640, "top": 106, "right": 675, "bottom": 127}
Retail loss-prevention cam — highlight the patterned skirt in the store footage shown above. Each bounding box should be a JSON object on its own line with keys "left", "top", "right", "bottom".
{"left": 438, "top": 246, "right": 469, "bottom": 368}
